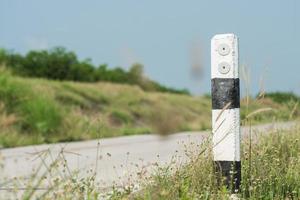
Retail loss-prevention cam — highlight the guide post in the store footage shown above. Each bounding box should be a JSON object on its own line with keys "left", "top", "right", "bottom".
{"left": 211, "top": 33, "right": 241, "bottom": 193}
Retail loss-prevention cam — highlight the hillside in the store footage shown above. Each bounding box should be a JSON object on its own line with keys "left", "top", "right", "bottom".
{"left": 0, "top": 69, "right": 299, "bottom": 147}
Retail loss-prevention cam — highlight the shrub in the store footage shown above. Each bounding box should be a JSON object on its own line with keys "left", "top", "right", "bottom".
{"left": 19, "top": 97, "right": 62, "bottom": 135}
{"left": 0, "top": 69, "right": 63, "bottom": 135}
{"left": 109, "top": 110, "right": 132, "bottom": 126}
{"left": 0, "top": 47, "right": 189, "bottom": 95}
{"left": 263, "top": 92, "right": 299, "bottom": 104}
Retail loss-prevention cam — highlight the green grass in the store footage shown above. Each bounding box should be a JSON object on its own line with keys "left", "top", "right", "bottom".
{"left": 111, "top": 122, "right": 300, "bottom": 200}
{"left": 7, "top": 122, "right": 299, "bottom": 200}
{"left": 0, "top": 68, "right": 300, "bottom": 147}
{"left": 1, "top": 67, "right": 300, "bottom": 199}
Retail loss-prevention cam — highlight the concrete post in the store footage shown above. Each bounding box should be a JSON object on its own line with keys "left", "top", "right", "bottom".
{"left": 211, "top": 33, "right": 241, "bottom": 193}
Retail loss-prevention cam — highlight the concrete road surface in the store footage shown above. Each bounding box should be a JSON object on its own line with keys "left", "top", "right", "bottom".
{"left": 0, "top": 121, "right": 297, "bottom": 197}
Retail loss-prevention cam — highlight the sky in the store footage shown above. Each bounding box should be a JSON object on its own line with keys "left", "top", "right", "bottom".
{"left": 1, "top": 0, "right": 299, "bottom": 95}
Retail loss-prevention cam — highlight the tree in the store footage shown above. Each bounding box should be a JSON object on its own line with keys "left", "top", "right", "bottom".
{"left": 23, "top": 50, "right": 49, "bottom": 77}
{"left": 45, "top": 47, "right": 78, "bottom": 80}
{"left": 94, "top": 64, "right": 108, "bottom": 81}
{"left": 0, "top": 47, "right": 190, "bottom": 95}
{"left": 128, "top": 63, "right": 144, "bottom": 84}
{"left": 68, "top": 61, "right": 95, "bottom": 82}
{"left": 0, "top": 48, "right": 7, "bottom": 64}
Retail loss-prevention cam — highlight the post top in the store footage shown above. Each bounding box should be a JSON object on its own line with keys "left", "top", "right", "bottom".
{"left": 211, "top": 33, "right": 237, "bottom": 41}
{"left": 211, "top": 33, "right": 239, "bottom": 79}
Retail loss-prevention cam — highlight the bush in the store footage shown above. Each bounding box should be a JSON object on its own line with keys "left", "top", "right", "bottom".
{"left": 0, "top": 48, "right": 189, "bottom": 95}
{"left": 0, "top": 69, "right": 63, "bottom": 135}
{"left": 19, "top": 97, "right": 62, "bottom": 135}
{"left": 109, "top": 110, "right": 132, "bottom": 125}
{"left": 263, "top": 92, "right": 299, "bottom": 104}
{"left": 0, "top": 69, "right": 26, "bottom": 110}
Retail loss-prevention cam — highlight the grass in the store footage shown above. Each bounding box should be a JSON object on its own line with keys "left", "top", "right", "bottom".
{"left": 0, "top": 67, "right": 300, "bottom": 147}
{"left": 111, "top": 122, "right": 300, "bottom": 200}
{"left": 2, "top": 121, "right": 299, "bottom": 199}
{"left": 1, "top": 67, "right": 300, "bottom": 199}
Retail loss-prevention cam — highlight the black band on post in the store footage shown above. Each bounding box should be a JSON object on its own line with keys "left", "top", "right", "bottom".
{"left": 214, "top": 161, "right": 241, "bottom": 193}
{"left": 211, "top": 78, "right": 240, "bottom": 110}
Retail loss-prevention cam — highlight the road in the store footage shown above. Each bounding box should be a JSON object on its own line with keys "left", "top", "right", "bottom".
{"left": 0, "top": 121, "right": 296, "bottom": 197}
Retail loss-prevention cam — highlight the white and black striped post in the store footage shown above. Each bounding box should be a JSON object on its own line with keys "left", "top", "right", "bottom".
{"left": 211, "top": 33, "right": 241, "bottom": 192}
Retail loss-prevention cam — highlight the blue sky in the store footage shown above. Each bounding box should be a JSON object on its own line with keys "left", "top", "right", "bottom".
{"left": 1, "top": 0, "right": 299, "bottom": 95}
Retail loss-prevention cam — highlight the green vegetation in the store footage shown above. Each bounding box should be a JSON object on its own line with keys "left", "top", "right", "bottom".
{"left": 112, "top": 123, "right": 300, "bottom": 200}
{"left": 7, "top": 122, "right": 300, "bottom": 199}
{"left": 0, "top": 68, "right": 299, "bottom": 147}
{"left": 0, "top": 47, "right": 189, "bottom": 95}
{"left": 263, "top": 91, "right": 300, "bottom": 104}
{"left": 0, "top": 67, "right": 203, "bottom": 147}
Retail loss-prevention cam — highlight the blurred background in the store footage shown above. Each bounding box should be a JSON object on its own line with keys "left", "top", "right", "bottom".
{"left": 1, "top": 0, "right": 299, "bottom": 96}
{"left": 0, "top": 1, "right": 300, "bottom": 147}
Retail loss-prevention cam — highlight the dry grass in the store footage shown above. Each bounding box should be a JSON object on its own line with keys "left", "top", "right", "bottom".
{"left": 0, "top": 102, "right": 17, "bottom": 128}
{"left": 0, "top": 68, "right": 299, "bottom": 147}
{"left": 113, "top": 122, "right": 300, "bottom": 200}
{"left": 1, "top": 122, "right": 298, "bottom": 199}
